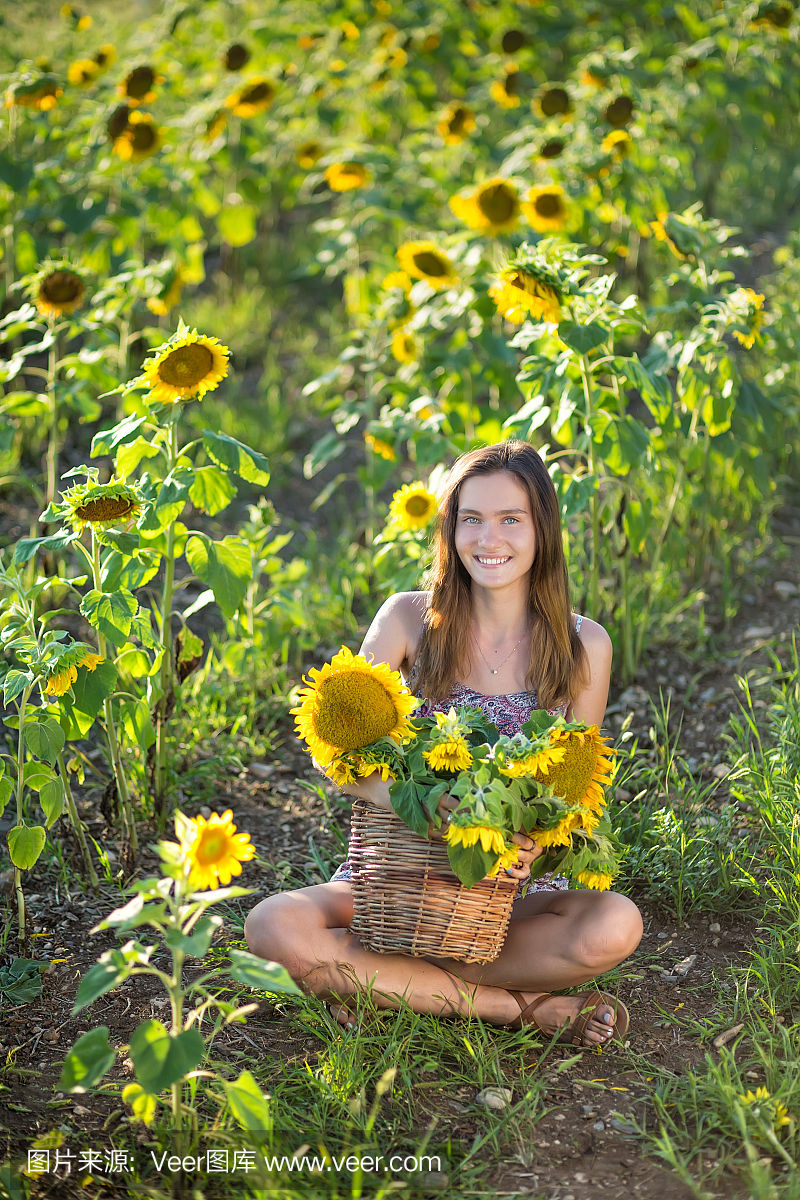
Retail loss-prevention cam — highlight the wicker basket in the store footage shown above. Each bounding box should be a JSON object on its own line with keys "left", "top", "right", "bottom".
{"left": 347, "top": 797, "right": 517, "bottom": 964}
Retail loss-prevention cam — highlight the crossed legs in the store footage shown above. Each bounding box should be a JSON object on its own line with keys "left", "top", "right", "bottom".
{"left": 244, "top": 882, "right": 643, "bottom": 1046}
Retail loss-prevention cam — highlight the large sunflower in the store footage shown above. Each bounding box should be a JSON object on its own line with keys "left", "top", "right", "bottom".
{"left": 34, "top": 268, "right": 86, "bottom": 317}
{"left": 61, "top": 478, "right": 142, "bottom": 531}
{"left": 222, "top": 43, "right": 251, "bottom": 71}
{"left": 291, "top": 646, "right": 418, "bottom": 769}
{"left": 397, "top": 241, "right": 457, "bottom": 290}
{"left": 529, "top": 725, "right": 615, "bottom": 812}
{"left": 536, "top": 86, "right": 571, "bottom": 117}
{"left": 181, "top": 810, "right": 256, "bottom": 890}
{"left": 45, "top": 644, "right": 104, "bottom": 698}
{"left": 226, "top": 77, "right": 276, "bottom": 117}
{"left": 113, "top": 111, "right": 162, "bottom": 162}
{"left": 489, "top": 265, "right": 562, "bottom": 325}
{"left": 522, "top": 185, "right": 569, "bottom": 233}
{"left": 325, "top": 162, "right": 369, "bottom": 191}
{"left": 68, "top": 59, "right": 99, "bottom": 87}
{"left": 141, "top": 329, "right": 230, "bottom": 404}
{"left": 5, "top": 76, "right": 62, "bottom": 111}
{"left": 118, "top": 65, "right": 158, "bottom": 106}
{"left": 449, "top": 179, "right": 520, "bottom": 235}
{"left": 491, "top": 69, "right": 524, "bottom": 108}
{"left": 436, "top": 103, "right": 476, "bottom": 144}
{"left": 389, "top": 482, "right": 437, "bottom": 530}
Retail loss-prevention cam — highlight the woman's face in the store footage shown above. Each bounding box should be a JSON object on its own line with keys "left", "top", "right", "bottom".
{"left": 454, "top": 471, "right": 536, "bottom": 591}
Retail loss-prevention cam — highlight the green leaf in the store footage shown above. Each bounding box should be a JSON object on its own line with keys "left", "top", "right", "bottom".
{"left": 120, "top": 698, "right": 156, "bottom": 751}
{"left": 24, "top": 716, "right": 65, "bottom": 766}
{"left": 13, "top": 529, "right": 79, "bottom": 566}
{"left": 122, "top": 1082, "right": 158, "bottom": 1125}
{"left": 59, "top": 1027, "right": 116, "bottom": 1093}
{"left": 73, "top": 956, "right": 131, "bottom": 1013}
{"left": 0, "top": 958, "right": 44, "bottom": 1004}
{"left": 164, "top": 914, "right": 222, "bottom": 959}
{"left": 3, "top": 668, "right": 34, "bottom": 705}
{"left": 80, "top": 589, "right": 138, "bottom": 645}
{"left": 446, "top": 839, "right": 496, "bottom": 889}
{"left": 202, "top": 429, "right": 270, "bottom": 486}
{"left": 189, "top": 465, "right": 237, "bottom": 516}
{"left": 116, "top": 435, "right": 160, "bottom": 477}
{"left": 155, "top": 466, "right": 194, "bottom": 526}
{"left": 98, "top": 529, "right": 140, "bottom": 556}
{"left": 91, "top": 414, "right": 148, "bottom": 458}
{"left": 0, "top": 776, "right": 12, "bottom": 819}
{"left": 130, "top": 1021, "right": 205, "bottom": 1094}
{"left": 388, "top": 778, "right": 434, "bottom": 839}
{"left": 557, "top": 322, "right": 610, "bottom": 355}
{"left": 23, "top": 761, "right": 56, "bottom": 791}
{"left": 227, "top": 950, "right": 302, "bottom": 994}
{"left": 60, "top": 658, "right": 118, "bottom": 738}
{"left": 222, "top": 1070, "right": 272, "bottom": 1140}
{"left": 115, "top": 646, "right": 152, "bottom": 678}
{"left": 216, "top": 204, "right": 257, "bottom": 247}
{"left": 8, "top": 825, "right": 46, "bottom": 870}
{"left": 39, "top": 777, "right": 64, "bottom": 827}
{"left": 185, "top": 534, "right": 251, "bottom": 618}
{"left": 129, "top": 608, "right": 158, "bottom": 649}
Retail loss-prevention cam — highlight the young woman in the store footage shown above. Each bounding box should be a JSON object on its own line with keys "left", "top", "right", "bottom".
{"left": 245, "top": 441, "right": 643, "bottom": 1045}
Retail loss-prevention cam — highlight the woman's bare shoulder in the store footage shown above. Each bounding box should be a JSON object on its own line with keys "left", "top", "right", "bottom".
{"left": 574, "top": 614, "right": 612, "bottom": 661}
{"left": 361, "top": 591, "right": 430, "bottom": 670}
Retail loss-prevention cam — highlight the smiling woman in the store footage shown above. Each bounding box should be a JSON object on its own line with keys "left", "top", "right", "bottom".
{"left": 246, "top": 441, "right": 642, "bottom": 1047}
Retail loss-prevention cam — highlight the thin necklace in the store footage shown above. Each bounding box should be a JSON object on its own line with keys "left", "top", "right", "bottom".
{"left": 474, "top": 628, "right": 529, "bottom": 676}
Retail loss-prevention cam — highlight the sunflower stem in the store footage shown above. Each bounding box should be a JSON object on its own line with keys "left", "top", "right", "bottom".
{"left": 154, "top": 419, "right": 179, "bottom": 822}
{"left": 90, "top": 530, "right": 138, "bottom": 860}
{"left": 579, "top": 354, "right": 601, "bottom": 620}
{"left": 58, "top": 752, "right": 99, "bottom": 890}
{"left": 13, "top": 681, "right": 34, "bottom": 950}
{"left": 45, "top": 322, "right": 60, "bottom": 512}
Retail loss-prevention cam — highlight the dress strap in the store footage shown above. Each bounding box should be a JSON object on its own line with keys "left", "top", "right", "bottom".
{"left": 575, "top": 614, "right": 583, "bottom": 634}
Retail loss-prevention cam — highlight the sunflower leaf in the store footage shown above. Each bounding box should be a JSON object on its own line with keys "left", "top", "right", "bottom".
{"left": 185, "top": 534, "right": 251, "bottom": 618}
{"left": 23, "top": 716, "right": 65, "bottom": 766}
{"left": 446, "top": 840, "right": 497, "bottom": 889}
{"left": 201, "top": 429, "right": 270, "bottom": 487}
{"left": 189, "top": 465, "right": 237, "bottom": 516}
{"left": 91, "top": 413, "right": 149, "bottom": 458}
{"left": 80, "top": 589, "right": 138, "bottom": 646}
{"left": 7, "top": 825, "right": 46, "bottom": 871}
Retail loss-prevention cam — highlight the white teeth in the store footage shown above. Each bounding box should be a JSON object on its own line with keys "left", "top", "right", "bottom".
{"left": 476, "top": 556, "right": 510, "bottom": 565}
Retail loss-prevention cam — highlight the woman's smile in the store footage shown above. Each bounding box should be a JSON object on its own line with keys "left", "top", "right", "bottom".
{"left": 455, "top": 471, "right": 537, "bottom": 589}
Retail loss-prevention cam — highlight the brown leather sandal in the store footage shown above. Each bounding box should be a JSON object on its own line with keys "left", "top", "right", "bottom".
{"left": 505, "top": 990, "right": 630, "bottom": 1046}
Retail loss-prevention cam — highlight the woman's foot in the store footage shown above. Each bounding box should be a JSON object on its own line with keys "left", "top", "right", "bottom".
{"left": 508, "top": 991, "right": 616, "bottom": 1046}
{"left": 327, "top": 1000, "right": 358, "bottom": 1029}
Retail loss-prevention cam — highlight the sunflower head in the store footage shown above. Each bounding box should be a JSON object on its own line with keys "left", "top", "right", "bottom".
{"left": 179, "top": 809, "right": 256, "bottom": 890}
{"left": 754, "top": 0, "right": 794, "bottom": 25}
{"left": 437, "top": 103, "right": 476, "bottom": 144}
{"left": 5, "top": 75, "right": 63, "bottom": 111}
{"left": 58, "top": 476, "right": 143, "bottom": 532}
{"left": 501, "top": 29, "right": 527, "bottom": 53}
{"left": 119, "top": 65, "right": 158, "bottom": 105}
{"left": 604, "top": 95, "right": 634, "bottom": 128}
{"left": 223, "top": 43, "right": 251, "bottom": 71}
{"left": 364, "top": 432, "right": 396, "bottom": 461}
{"left": 31, "top": 265, "right": 87, "bottom": 318}
{"left": 61, "top": 4, "right": 91, "bottom": 30}
{"left": 529, "top": 724, "right": 615, "bottom": 811}
{"left": 139, "top": 324, "right": 230, "bottom": 405}
{"left": 449, "top": 178, "right": 520, "bottom": 235}
{"left": 291, "top": 646, "right": 418, "bottom": 771}
{"left": 44, "top": 642, "right": 104, "bottom": 699}
{"left": 325, "top": 162, "right": 369, "bottom": 191}
{"left": 575, "top": 868, "right": 613, "bottom": 891}
{"left": 93, "top": 45, "right": 117, "bottom": 71}
{"left": 296, "top": 140, "right": 324, "bottom": 168}
{"left": 489, "top": 264, "right": 562, "bottom": 326}
{"left": 522, "top": 185, "right": 569, "bottom": 233}
{"left": 730, "top": 288, "right": 765, "bottom": 349}
{"left": 106, "top": 104, "right": 131, "bottom": 140}
{"left": 396, "top": 242, "right": 457, "bottom": 291}
{"left": 491, "top": 70, "right": 524, "bottom": 109}
{"left": 389, "top": 482, "right": 437, "bottom": 530}
{"left": 68, "top": 59, "right": 99, "bottom": 87}
{"left": 537, "top": 86, "right": 571, "bottom": 117}
{"left": 113, "top": 111, "right": 162, "bottom": 162}
{"left": 602, "top": 129, "right": 630, "bottom": 155}
{"left": 540, "top": 138, "right": 565, "bottom": 159}
{"left": 445, "top": 823, "right": 506, "bottom": 855}
{"left": 204, "top": 109, "right": 228, "bottom": 141}
{"left": 226, "top": 77, "right": 277, "bottom": 117}
{"left": 391, "top": 330, "right": 419, "bottom": 363}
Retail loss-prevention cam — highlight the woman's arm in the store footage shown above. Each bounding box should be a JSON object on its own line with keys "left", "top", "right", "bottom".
{"left": 566, "top": 616, "right": 613, "bottom": 727}
{"left": 332, "top": 592, "right": 427, "bottom": 811}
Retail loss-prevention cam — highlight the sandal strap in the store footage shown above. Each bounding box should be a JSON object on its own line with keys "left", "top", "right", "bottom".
{"left": 569, "top": 990, "right": 611, "bottom": 1046}
{"left": 507, "top": 991, "right": 552, "bottom": 1031}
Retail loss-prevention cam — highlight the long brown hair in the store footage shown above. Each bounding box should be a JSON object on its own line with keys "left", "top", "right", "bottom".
{"left": 414, "top": 441, "right": 588, "bottom": 709}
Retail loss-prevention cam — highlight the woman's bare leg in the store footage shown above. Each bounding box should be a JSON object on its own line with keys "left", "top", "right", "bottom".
{"left": 244, "top": 882, "right": 642, "bottom": 1046}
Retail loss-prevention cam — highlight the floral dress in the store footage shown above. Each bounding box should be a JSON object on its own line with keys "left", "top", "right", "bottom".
{"left": 328, "top": 616, "right": 583, "bottom": 894}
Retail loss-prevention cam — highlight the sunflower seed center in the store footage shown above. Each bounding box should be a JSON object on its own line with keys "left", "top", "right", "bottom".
{"left": 479, "top": 184, "right": 516, "bottom": 224}
{"left": 41, "top": 273, "right": 82, "bottom": 304}
{"left": 413, "top": 251, "right": 449, "bottom": 278}
{"left": 158, "top": 343, "right": 215, "bottom": 388}
{"left": 75, "top": 496, "right": 137, "bottom": 522}
{"left": 313, "top": 673, "right": 398, "bottom": 751}
{"left": 535, "top": 193, "right": 562, "bottom": 218}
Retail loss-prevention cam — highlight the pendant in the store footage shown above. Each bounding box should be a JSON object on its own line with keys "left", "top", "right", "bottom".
{"left": 492, "top": 669, "right": 498, "bottom": 674}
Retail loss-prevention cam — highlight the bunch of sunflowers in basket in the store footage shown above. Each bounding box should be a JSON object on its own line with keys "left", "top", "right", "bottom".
{"left": 292, "top": 647, "right": 620, "bottom": 891}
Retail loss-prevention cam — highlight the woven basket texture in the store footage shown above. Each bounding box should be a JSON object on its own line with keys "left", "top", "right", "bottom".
{"left": 347, "top": 797, "right": 517, "bottom": 964}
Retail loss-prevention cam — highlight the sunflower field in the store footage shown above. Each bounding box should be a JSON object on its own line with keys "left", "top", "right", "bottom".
{"left": 1, "top": 0, "right": 800, "bottom": 1196}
